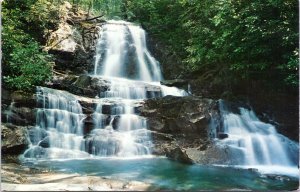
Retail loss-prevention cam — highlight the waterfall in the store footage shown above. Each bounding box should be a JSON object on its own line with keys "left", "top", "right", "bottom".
{"left": 215, "top": 100, "right": 299, "bottom": 176}
{"left": 89, "top": 20, "right": 186, "bottom": 157}
{"left": 20, "top": 19, "right": 298, "bottom": 181}
{"left": 23, "top": 87, "right": 89, "bottom": 159}
{"left": 93, "top": 20, "right": 162, "bottom": 82}
{"left": 5, "top": 101, "right": 15, "bottom": 123}
{"left": 23, "top": 20, "right": 187, "bottom": 160}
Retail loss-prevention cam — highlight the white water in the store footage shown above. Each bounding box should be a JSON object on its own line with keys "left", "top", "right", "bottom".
{"left": 21, "top": 20, "right": 297, "bottom": 180}
{"left": 23, "top": 20, "right": 187, "bottom": 160}
{"left": 216, "top": 101, "right": 299, "bottom": 177}
{"left": 90, "top": 20, "right": 187, "bottom": 157}
{"left": 23, "top": 87, "right": 90, "bottom": 159}
{"left": 5, "top": 101, "right": 15, "bottom": 123}
{"left": 94, "top": 20, "right": 162, "bottom": 82}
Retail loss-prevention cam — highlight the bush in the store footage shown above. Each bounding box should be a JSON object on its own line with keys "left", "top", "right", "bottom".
{"left": 3, "top": 41, "right": 53, "bottom": 91}
{"left": 2, "top": 0, "right": 57, "bottom": 91}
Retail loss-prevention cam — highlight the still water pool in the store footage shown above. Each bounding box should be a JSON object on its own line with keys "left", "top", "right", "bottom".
{"left": 22, "top": 157, "right": 299, "bottom": 191}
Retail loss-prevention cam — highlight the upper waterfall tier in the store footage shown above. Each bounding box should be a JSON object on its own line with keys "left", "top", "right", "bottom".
{"left": 93, "top": 20, "right": 162, "bottom": 82}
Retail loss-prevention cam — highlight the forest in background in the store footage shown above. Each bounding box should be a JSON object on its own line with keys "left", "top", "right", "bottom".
{"left": 2, "top": 0, "right": 298, "bottom": 96}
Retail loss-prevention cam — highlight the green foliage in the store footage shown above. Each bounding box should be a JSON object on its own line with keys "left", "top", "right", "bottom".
{"left": 126, "top": 0, "right": 299, "bottom": 90}
{"left": 2, "top": 0, "right": 57, "bottom": 91}
{"left": 278, "top": 49, "right": 299, "bottom": 87}
{"left": 4, "top": 42, "right": 53, "bottom": 91}
{"left": 3, "top": 0, "right": 298, "bottom": 92}
{"left": 127, "top": 1, "right": 186, "bottom": 46}
{"left": 71, "top": 0, "right": 124, "bottom": 18}
{"left": 26, "top": 0, "right": 60, "bottom": 36}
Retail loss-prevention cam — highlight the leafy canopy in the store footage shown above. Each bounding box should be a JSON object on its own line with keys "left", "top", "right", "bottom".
{"left": 2, "top": 0, "right": 58, "bottom": 91}
{"left": 125, "top": 0, "right": 298, "bottom": 90}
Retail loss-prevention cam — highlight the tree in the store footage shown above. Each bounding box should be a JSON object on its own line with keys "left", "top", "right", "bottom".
{"left": 2, "top": 0, "right": 56, "bottom": 91}
{"left": 126, "top": 0, "right": 298, "bottom": 90}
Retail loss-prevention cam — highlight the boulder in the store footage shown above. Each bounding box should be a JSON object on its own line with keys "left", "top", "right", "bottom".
{"left": 217, "top": 132, "right": 229, "bottom": 139}
{"left": 69, "top": 75, "right": 98, "bottom": 98}
{"left": 166, "top": 147, "right": 194, "bottom": 164}
{"left": 46, "top": 73, "right": 78, "bottom": 90}
{"left": 149, "top": 131, "right": 175, "bottom": 155}
{"left": 48, "top": 75, "right": 110, "bottom": 98}
{"left": 73, "top": 75, "right": 92, "bottom": 88}
{"left": 141, "top": 96, "right": 228, "bottom": 164}
{"left": 39, "top": 137, "right": 50, "bottom": 148}
{"left": 1, "top": 124, "right": 30, "bottom": 154}
{"left": 185, "top": 144, "right": 248, "bottom": 165}
{"left": 141, "top": 96, "right": 216, "bottom": 136}
{"left": 90, "top": 77, "right": 110, "bottom": 93}
{"left": 112, "top": 116, "right": 121, "bottom": 130}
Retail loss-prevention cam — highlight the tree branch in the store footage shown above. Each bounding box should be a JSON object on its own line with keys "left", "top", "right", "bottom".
{"left": 84, "top": 15, "right": 104, "bottom": 22}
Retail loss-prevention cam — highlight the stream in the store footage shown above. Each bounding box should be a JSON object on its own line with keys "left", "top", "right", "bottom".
{"left": 21, "top": 157, "right": 298, "bottom": 191}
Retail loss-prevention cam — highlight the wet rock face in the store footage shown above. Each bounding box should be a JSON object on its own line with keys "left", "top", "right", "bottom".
{"left": 47, "top": 74, "right": 163, "bottom": 99}
{"left": 141, "top": 96, "right": 215, "bottom": 136}
{"left": 46, "top": 74, "right": 110, "bottom": 98}
{"left": 1, "top": 124, "right": 30, "bottom": 154}
{"left": 1, "top": 86, "right": 226, "bottom": 165}
{"left": 69, "top": 75, "right": 110, "bottom": 98}
{"left": 140, "top": 96, "right": 225, "bottom": 163}
{"left": 1, "top": 90, "right": 37, "bottom": 126}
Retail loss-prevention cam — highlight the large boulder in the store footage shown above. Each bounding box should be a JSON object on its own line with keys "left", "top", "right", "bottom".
{"left": 1, "top": 124, "right": 30, "bottom": 155}
{"left": 141, "top": 96, "right": 216, "bottom": 136}
{"left": 165, "top": 147, "right": 194, "bottom": 164}
{"left": 69, "top": 75, "right": 98, "bottom": 97}
{"left": 140, "top": 96, "right": 223, "bottom": 164}
{"left": 184, "top": 145, "right": 233, "bottom": 165}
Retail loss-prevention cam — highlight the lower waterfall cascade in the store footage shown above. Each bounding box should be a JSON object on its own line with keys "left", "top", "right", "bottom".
{"left": 212, "top": 100, "right": 299, "bottom": 177}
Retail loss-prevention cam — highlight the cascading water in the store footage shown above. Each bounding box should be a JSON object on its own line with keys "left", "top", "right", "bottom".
{"left": 22, "top": 19, "right": 297, "bottom": 173}
{"left": 93, "top": 20, "right": 162, "bottom": 82}
{"left": 23, "top": 20, "right": 187, "bottom": 160}
{"left": 89, "top": 20, "right": 186, "bottom": 157}
{"left": 214, "top": 100, "right": 299, "bottom": 176}
{"left": 17, "top": 19, "right": 299, "bottom": 190}
{"left": 5, "top": 101, "right": 15, "bottom": 123}
{"left": 23, "top": 87, "right": 89, "bottom": 159}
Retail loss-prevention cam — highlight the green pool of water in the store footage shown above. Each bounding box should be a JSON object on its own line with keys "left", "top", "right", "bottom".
{"left": 23, "top": 157, "right": 299, "bottom": 191}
